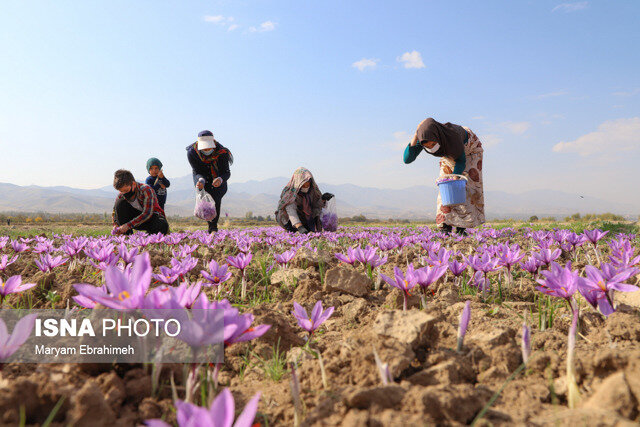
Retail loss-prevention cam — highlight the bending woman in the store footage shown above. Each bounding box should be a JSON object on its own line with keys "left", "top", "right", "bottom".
{"left": 403, "top": 117, "right": 485, "bottom": 234}
{"left": 186, "top": 130, "right": 233, "bottom": 233}
{"left": 275, "top": 167, "right": 327, "bottom": 234}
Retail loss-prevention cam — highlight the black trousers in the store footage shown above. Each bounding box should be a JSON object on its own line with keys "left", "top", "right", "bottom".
{"left": 284, "top": 215, "right": 319, "bottom": 233}
{"left": 205, "top": 191, "right": 223, "bottom": 233}
{"left": 113, "top": 199, "right": 170, "bottom": 235}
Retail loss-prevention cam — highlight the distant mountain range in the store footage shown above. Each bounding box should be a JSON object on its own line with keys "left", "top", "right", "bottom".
{"left": 0, "top": 175, "right": 637, "bottom": 220}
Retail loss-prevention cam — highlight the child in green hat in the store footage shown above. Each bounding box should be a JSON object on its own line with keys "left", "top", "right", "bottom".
{"left": 145, "top": 157, "right": 171, "bottom": 209}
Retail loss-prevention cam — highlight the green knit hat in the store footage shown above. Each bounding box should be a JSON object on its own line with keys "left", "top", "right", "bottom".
{"left": 146, "top": 157, "right": 163, "bottom": 172}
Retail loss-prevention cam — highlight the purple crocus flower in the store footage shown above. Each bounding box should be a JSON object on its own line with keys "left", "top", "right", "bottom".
{"left": 84, "top": 244, "right": 115, "bottom": 262}
{"left": 147, "top": 281, "right": 203, "bottom": 309}
{"left": 497, "top": 244, "right": 525, "bottom": 286}
{"left": 274, "top": 249, "right": 297, "bottom": 268}
{"left": 61, "top": 238, "right": 89, "bottom": 258}
{"left": 577, "top": 264, "right": 639, "bottom": 316}
{"left": 598, "top": 263, "right": 640, "bottom": 283}
{"left": 583, "top": 229, "right": 609, "bottom": 245}
{"left": 32, "top": 241, "right": 55, "bottom": 254}
{"left": 201, "top": 260, "right": 233, "bottom": 289}
{"left": 0, "top": 314, "right": 38, "bottom": 362}
{"left": 448, "top": 260, "right": 467, "bottom": 277}
{"left": 609, "top": 240, "right": 640, "bottom": 269}
{"left": 73, "top": 253, "right": 151, "bottom": 309}
{"left": 227, "top": 252, "right": 253, "bottom": 272}
{"left": 532, "top": 248, "right": 561, "bottom": 267}
{"left": 470, "top": 271, "right": 491, "bottom": 292}
{"left": 497, "top": 244, "right": 525, "bottom": 270}
{"left": 427, "top": 247, "right": 452, "bottom": 267}
{"left": 170, "top": 256, "right": 199, "bottom": 277}
{"left": 88, "top": 253, "right": 120, "bottom": 271}
{"left": 584, "top": 229, "right": 609, "bottom": 265}
{"left": 370, "top": 253, "right": 388, "bottom": 268}
{"left": 416, "top": 265, "right": 448, "bottom": 296}
{"left": 118, "top": 244, "right": 139, "bottom": 264}
{"left": 535, "top": 261, "right": 581, "bottom": 407}
{"left": 560, "top": 242, "right": 573, "bottom": 253}
{"left": 457, "top": 301, "right": 471, "bottom": 352}
{"left": 521, "top": 257, "right": 541, "bottom": 277}
{"left": 553, "top": 229, "right": 571, "bottom": 244}
{"left": 10, "top": 241, "right": 29, "bottom": 253}
{"left": 0, "top": 276, "right": 37, "bottom": 304}
{"left": 335, "top": 248, "right": 358, "bottom": 266}
{"left": 0, "top": 255, "right": 19, "bottom": 273}
{"left": 171, "top": 294, "right": 228, "bottom": 348}
{"left": 535, "top": 262, "right": 579, "bottom": 303}
{"left": 219, "top": 299, "right": 271, "bottom": 345}
{"left": 466, "top": 253, "right": 500, "bottom": 275}
{"left": 567, "top": 232, "right": 587, "bottom": 249}
{"left": 145, "top": 388, "right": 261, "bottom": 427}
{"left": 377, "top": 238, "right": 399, "bottom": 252}
{"left": 380, "top": 265, "right": 419, "bottom": 311}
{"left": 354, "top": 246, "right": 377, "bottom": 264}
{"left": 227, "top": 252, "right": 253, "bottom": 299}
{"left": 72, "top": 284, "right": 108, "bottom": 308}
{"left": 34, "top": 254, "right": 68, "bottom": 273}
{"left": 171, "top": 244, "right": 199, "bottom": 259}
{"left": 291, "top": 300, "right": 334, "bottom": 336}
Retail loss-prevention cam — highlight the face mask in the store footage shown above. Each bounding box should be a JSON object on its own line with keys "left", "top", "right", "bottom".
{"left": 201, "top": 148, "right": 214, "bottom": 156}
{"left": 123, "top": 188, "right": 136, "bottom": 200}
{"left": 300, "top": 186, "right": 310, "bottom": 193}
{"left": 425, "top": 143, "right": 440, "bottom": 154}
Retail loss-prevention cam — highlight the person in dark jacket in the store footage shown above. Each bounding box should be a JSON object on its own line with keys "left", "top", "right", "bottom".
{"left": 186, "top": 130, "right": 233, "bottom": 233}
{"left": 145, "top": 157, "right": 171, "bottom": 210}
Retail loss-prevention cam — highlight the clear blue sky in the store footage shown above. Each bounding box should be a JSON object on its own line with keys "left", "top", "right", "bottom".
{"left": 1, "top": 1, "right": 639, "bottom": 204}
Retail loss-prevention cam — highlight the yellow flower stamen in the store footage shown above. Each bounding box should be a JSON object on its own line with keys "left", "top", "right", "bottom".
{"left": 118, "top": 291, "right": 131, "bottom": 301}
{"left": 598, "top": 281, "right": 606, "bottom": 291}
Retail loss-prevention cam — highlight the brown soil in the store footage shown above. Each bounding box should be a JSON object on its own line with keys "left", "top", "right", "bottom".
{"left": 1, "top": 237, "right": 639, "bottom": 426}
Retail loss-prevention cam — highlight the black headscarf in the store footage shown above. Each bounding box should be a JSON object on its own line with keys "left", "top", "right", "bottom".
{"left": 416, "top": 118, "right": 466, "bottom": 159}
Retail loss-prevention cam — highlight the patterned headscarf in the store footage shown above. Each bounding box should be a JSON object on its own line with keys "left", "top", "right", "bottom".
{"left": 276, "top": 167, "right": 323, "bottom": 228}
{"left": 191, "top": 141, "right": 234, "bottom": 178}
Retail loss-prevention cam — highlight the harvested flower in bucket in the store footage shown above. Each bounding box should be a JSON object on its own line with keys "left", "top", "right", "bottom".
{"left": 436, "top": 175, "right": 464, "bottom": 184}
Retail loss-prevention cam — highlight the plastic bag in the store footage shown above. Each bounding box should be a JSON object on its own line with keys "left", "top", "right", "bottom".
{"left": 194, "top": 189, "right": 217, "bottom": 222}
{"left": 321, "top": 197, "right": 338, "bottom": 232}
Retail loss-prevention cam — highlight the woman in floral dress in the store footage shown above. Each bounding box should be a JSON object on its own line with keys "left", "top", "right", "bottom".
{"left": 403, "top": 117, "right": 485, "bottom": 234}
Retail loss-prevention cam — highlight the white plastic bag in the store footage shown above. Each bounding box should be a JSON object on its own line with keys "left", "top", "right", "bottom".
{"left": 321, "top": 197, "right": 338, "bottom": 231}
{"left": 194, "top": 189, "right": 217, "bottom": 222}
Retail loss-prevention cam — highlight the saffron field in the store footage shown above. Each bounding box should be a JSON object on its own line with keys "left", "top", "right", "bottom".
{"left": 0, "top": 223, "right": 639, "bottom": 425}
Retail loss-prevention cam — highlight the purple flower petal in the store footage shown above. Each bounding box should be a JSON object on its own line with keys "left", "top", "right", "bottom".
{"left": 209, "top": 388, "right": 235, "bottom": 427}
{"left": 233, "top": 392, "right": 261, "bottom": 427}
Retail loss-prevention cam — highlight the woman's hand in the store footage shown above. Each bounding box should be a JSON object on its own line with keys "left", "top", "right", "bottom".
{"left": 116, "top": 224, "right": 130, "bottom": 235}
{"left": 213, "top": 177, "right": 223, "bottom": 188}
{"left": 409, "top": 133, "right": 419, "bottom": 147}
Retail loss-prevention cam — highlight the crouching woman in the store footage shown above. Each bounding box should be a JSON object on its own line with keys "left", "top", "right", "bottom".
{"left": 275, "top": 167, "right": 329, "bottom": 234}
{"left": 112, "top": 169, "right": 170, "bottom": 235}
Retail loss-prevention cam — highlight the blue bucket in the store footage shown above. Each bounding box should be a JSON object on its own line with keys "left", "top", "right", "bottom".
{"left": 438, "top": 176, "right": 467, "bottom": 206}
